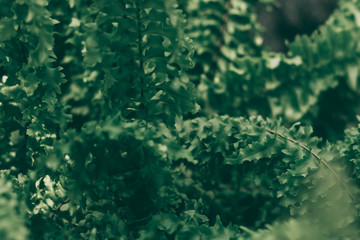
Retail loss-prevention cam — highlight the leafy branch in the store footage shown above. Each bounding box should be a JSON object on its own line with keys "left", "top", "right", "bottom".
{"left": 261, "top": 126, "right": 358, "bottom": 205}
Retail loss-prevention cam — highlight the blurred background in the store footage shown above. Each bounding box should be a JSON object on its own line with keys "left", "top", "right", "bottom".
{"left": 257, "top": 0, "right": 339, "bottom": 52}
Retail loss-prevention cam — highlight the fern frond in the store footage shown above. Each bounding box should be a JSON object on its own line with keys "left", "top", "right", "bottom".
{"left": 0, "top": 0, "right": 68, "bottom": 167}
{"left": 81, "top": 0, "right": 197, "bottom": 126}
{"left": 185, "top": 0, "right": 360, "bottom": 140}
{"left": 343, "top": 118, "right": 360, "bottom": 182}
{"left": 179, "top": 115, "right": 359, "bottom": 236}
{"left": 184, "top": 0, "right": 267, "bottom": 115}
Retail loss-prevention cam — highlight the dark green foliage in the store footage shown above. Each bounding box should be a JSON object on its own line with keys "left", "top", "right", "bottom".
{"left": 1, "top": 0, "right": 360, "bottom": 239}
{"left": 79, "top": 0, "right": 198, "bottom": 125}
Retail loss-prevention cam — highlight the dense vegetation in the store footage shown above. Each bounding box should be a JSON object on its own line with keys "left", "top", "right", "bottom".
{"left": 1, "top": 0, "right": 360, "bottom": 239}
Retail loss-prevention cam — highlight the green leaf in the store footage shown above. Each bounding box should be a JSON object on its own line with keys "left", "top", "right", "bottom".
{"left": 0, "top": 17, "right": 17, "bottom": 42}
{"left": 346, "top": 64, "right": 358, "bottom": 91}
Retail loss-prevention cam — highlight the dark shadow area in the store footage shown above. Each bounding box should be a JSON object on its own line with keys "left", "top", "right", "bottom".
{"left": 257, "top": 0, "right": 338, "bottom": 52}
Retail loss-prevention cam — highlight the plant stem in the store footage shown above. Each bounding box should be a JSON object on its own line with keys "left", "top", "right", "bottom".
{"left": 50, "top": 198, "right": 70, "bottom": 219}
{"left": 261, "top": 127, "right": 358, "bottom": 205}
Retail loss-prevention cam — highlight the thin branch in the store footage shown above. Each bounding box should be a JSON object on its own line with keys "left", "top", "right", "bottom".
{"left": 50, "top": 198, "right": 70, "bottom": 219}
{"left": 260, "top": 127, "right": 358, "bottom": 205}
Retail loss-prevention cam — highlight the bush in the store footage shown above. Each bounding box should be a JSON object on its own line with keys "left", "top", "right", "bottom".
{"left": 0, "top": 0, "right": 360, "bottom": 239}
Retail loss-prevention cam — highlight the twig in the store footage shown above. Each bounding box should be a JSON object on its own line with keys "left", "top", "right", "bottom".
{"left": 50, "top": 198, "right": 70, "bottom": 219}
